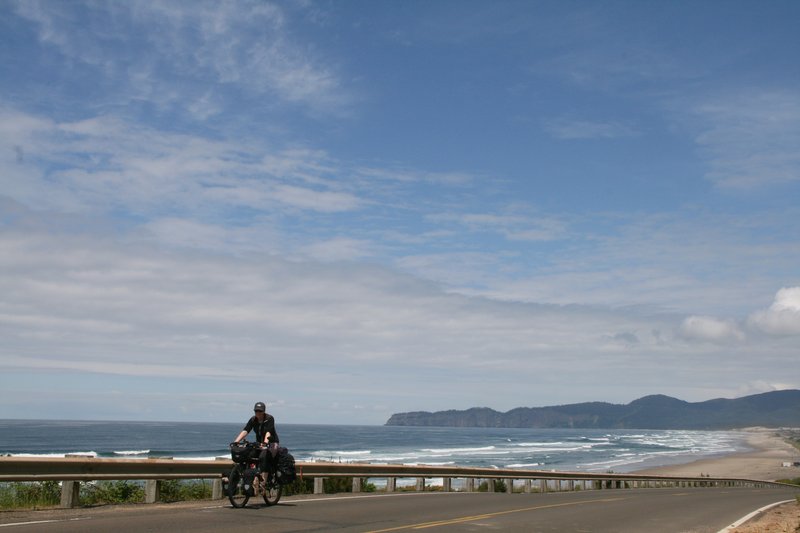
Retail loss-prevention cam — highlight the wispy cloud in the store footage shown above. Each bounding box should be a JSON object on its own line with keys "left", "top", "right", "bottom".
{"left": 0, "top": 109, "right": 361, "bottom": 218}
{"left": 543, "top": 117, "right": 639, "bottom": 140}
{"left": 428, "top": 211, "right": 569, "bottom": 242}
{"left": 301, "top": 237, "right": 375, "bottom": 262}
{"left": 694, "top": 91, "right": 800, "bottom": 188}
{"left": 472, "top": 209, "right": 800, "bottom": 317}
{"left": 13, "top": 0, "right": 351, "bottom": 117}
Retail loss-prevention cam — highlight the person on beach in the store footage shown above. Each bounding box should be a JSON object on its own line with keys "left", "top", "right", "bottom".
{"left": 233, "top": 402, "right": 280, "bottom": 475}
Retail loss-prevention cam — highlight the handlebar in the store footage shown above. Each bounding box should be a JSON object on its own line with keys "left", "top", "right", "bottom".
{"left": 230, "top": 440, "right": 266, "bottom": 448}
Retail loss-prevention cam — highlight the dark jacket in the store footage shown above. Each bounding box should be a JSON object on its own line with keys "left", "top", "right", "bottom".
{"left": 243, "top": 414, "right": 279, "bottom": 444}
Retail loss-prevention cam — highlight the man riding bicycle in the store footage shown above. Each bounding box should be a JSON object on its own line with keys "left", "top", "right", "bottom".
{"left": 233, "top": 402, "right": 280, "bottom": 476}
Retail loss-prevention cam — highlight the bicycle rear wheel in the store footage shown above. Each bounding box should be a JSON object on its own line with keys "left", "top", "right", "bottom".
{"left": 227, "top": 466, "right": 250, "bottom": 508}
{"left": 263, "top": 475, "right": 282, "bottom": 506}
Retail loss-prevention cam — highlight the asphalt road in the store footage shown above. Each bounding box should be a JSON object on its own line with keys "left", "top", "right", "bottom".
{"left": 1, "top": 487, "right": 798, "bottom": 532}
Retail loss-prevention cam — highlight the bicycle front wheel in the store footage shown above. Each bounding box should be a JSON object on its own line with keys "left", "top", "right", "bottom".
{"left": 227, "top": 467, "right": 250, "bottom": 508}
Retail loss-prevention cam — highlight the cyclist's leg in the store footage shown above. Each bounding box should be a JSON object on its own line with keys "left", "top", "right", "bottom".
{"left": 267, "top": 443, "right": 279, "bottom": 474}
{"left": 258, "top": 448, "right": 270, "bottom": 476}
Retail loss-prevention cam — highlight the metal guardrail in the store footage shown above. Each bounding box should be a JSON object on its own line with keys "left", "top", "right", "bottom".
{"left": 1, "top": 457, "right": 796, "bottom": 508}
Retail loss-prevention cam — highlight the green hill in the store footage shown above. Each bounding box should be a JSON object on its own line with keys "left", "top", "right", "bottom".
{"left": 385, "top": 390, "right": 800, "bottom": 429}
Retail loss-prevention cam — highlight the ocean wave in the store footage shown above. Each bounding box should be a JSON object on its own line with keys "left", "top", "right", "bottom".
{"left": 402, "top": 461, "right": 456, "bottom": 467}
{"left": 113, "top": 450, "right": 150, "bottom": 456}
{"left": 420, "top": 446, "right": 496, "bottom": 454}
{"left": 9, "top": 452, "right": 98, "bottom": 458}
{"left": 512, "top": 446, "right": 586, "bottom": 453}
{"left": 311, "top": 450, "right": 371, "bottom": 456}
{"left": 505, "top": 462, "right": 542, "bottom": 468}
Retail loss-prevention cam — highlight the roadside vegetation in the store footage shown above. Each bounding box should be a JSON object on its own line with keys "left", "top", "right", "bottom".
{"left": 1, "top": 477, "right": 381, "bottom": 509}
{"left": 0, "top": 481, "right": 61, "bottom": 509}
{"left": 0, "top": 480, "right": 214, "bottom": 509}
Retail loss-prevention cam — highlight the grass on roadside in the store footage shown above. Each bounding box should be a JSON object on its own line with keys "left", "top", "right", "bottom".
{"left": 3, "top": 476, "right": 392, "bottom": 509}
{"left": 1, "top": 480, "right": 216, "bottom": 509}
{"left": 0, "top": 481, "right": 61, "bottom": 509}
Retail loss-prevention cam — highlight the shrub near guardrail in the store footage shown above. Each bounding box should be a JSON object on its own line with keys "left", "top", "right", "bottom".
{"left": 0, "top": 481, "right": 61, "bottom": 509}
{"left": 81, "top": 481, "right": 145, "bottom": 505}
{"left": 80, "top": 480, "right": 214, "bottom": 505}
{"left": 1, "top": 480, "right": 221, "bottom": 510}
{"left": 281, "top": 477, "right": 377, "bottom": 496}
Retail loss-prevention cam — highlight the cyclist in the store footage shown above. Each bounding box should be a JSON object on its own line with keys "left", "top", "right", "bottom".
{"left": 233, "top": 402, "right": 280, "bottom": 476}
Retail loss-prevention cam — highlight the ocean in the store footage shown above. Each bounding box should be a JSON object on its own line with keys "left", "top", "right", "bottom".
{"left": 0, "top": 420, "right": 748, "bottom": 474}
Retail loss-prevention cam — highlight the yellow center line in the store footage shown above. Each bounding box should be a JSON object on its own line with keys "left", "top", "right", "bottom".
{"left": 365, "top": 497, "right": 627, "bottom": 532}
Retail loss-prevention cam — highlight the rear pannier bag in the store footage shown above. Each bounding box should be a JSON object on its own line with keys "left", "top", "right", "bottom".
{"left": 276, "top": 450, "right": 297, "bottom": 485}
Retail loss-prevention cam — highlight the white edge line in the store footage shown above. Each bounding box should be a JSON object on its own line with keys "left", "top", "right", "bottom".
{"left": 0, "top": 517, "right": 90, "bottom": 528}
{"left": 293, "top": 492, "right": 473, "bottom": 504}
{"left": 716, "top": 499, "right": 795, "bottom": 533}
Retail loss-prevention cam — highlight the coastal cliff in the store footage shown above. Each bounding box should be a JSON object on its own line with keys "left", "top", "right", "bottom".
{"left": 385, "top": 390, "right": 800, "bottom": 429}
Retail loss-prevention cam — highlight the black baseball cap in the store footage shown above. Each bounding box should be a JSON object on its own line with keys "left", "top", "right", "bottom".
{"left": 253, "top": 402, "right": 266, "bottom": 412}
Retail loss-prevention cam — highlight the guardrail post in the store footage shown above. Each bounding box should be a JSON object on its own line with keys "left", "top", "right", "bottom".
{"left": 568, "top": 480, "right": 574, "bottom": 492}
{"left": 507, "top": 479, "right": 514, "bottom": 494}
{"left": 352, "top": 477, "right": 362, "bottom": 493}
{"left": 487, "top": 479, "right": 495, "bottom": 492}
{"left": 60, "top": 480, "right": 80, "bottom": 508}
{"left": 464, "top": 478, "right": 475, "bottom": 492}
{"left": 524, "top": 479, "right": 532, "bottom": 493}
{"left": 386, "top": 477, "right": 396, "bottom": 492}
{"left": 442, "top": 477, "right": 451, "bottom": 492}
{"left": 416, "top": 477, "right": 425, "bottom": 491}
{"left": 314, "top": 477, "right": 324, "bottom": 494}
{"left": 539, "top": 479, "right": 547, "bottom": 493}
{"left": 145, "top": 480, "right": 161, "bottom": 503}
{"left": 212, "top": 479, "right": 224, "bottom": 499}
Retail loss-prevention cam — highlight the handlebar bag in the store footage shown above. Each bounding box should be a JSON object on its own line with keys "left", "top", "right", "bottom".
{"left": 231, "top": 443, "right": 254, "bottom": 463}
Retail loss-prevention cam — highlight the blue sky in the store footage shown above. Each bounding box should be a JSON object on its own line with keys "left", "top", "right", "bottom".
{"left": 1, "top": 0, "right": 798, "bottom": 424}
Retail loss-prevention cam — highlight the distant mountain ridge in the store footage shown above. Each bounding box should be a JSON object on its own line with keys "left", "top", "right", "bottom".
{"left": 385, "top": 390, "right": 800, "bottom": 429}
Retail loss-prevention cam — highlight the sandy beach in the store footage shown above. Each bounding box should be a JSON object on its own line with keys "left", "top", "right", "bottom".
{"left": 635, "top": 428, "right": 800, "bottom": 481}
{"left": 634, "top": 429, "right": 800, "bottom": 532}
